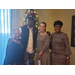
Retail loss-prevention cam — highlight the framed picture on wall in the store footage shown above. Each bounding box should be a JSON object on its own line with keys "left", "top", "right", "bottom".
{"left": 71, "top": 16, "right": 75, "bottom": 47}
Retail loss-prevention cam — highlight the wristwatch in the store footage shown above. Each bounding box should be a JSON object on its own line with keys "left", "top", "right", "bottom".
{"left": 67, "top": 57, "right": 70, "bottom": 59}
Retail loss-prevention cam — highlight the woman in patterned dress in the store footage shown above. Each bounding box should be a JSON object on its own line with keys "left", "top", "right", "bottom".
{"left": 51, "top": 20, "right": 72, "bottom": 65}
{"left": 35, "top": 22, "right": 50, "bottom": 65}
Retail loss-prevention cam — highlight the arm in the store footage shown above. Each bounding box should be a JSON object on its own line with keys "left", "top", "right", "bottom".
{"left": 3, "top": 44, "right": 9, "bottom": 65}
{"left": 8, "top": 38, "right": 13, "bottom": 45}
{"left": 5, "top": 38, "right": 13, "bottom": 58}
{"left": 4, "top": 40, "right": 13, "bottom": 65}
{"left": 4, "top": 45, "right": 10, "bottom": 65}
{"left": 64, "top": 34, "right": 72, "bottom": 65}
{"left": 41, "top": 35, "right": 50, "bottom": 53}
{"left": 64, "top": 34, "right": 72, "bottom": 56}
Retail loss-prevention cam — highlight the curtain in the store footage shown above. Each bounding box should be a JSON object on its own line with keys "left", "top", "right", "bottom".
{"left": 0, "top": 9, "right": 26, "bottom": 65}
{"left": 0, "top": 9, "right": 11, "bottom": 65}
{"left": 11, "top": 9, "right": 21, "bottom": 30}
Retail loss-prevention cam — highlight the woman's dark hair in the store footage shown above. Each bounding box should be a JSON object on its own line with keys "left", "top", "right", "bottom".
{"left": 53, "top": 20, "right": 63, "bottom": 27}
{"left": 47, "top": 31, "right": 51, "bottom": 36}
{"left": 40, "top": 22, "right": 47, "bottom": 27}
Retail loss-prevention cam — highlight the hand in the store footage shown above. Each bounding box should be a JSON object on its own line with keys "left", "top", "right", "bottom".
{"left": 39, "top": 51, "right": 43, "bottom": 56}
{"left": 66, "top": 59, "right": 70, "bottom": 65}
{"left": 37, "top": 51, "right": 43, "bottom": 60}
{"left": 37, "top": 54, "right": 41, "bottom": 60}
{"left": 8, "top": 38, "right": 12, "bottom": 45}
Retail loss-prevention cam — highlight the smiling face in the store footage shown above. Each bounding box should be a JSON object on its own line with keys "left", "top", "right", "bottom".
{"left": 39, "top": 23, "right": 46, "bottom": 32}
{"left": 54, "top": 25, "right": 61, "bottom": 33}
{"left": 13, "top": 30, "right": 20, "bottom": 40}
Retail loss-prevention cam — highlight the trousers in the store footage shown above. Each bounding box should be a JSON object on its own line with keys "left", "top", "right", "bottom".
{"left": 24, "top": 51, "right": 34, "bottom": 65}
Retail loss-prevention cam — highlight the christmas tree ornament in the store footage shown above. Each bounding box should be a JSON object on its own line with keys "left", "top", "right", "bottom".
{"left": 27, "top": 9, "right": 30, "bottom": 13}
{"left": 31, "top": 11, "right": 33, "bottom": 13}
{"left": 38, "top": 27, "right": 39, "bottom": 29}
{"left": 21, "top": 9, "right": 39, "bottom": 28}
{"left": 35, "top": 15, "right": 38, "bottom": 18}
{"left": 33, "top": 9, "right": 36, "bottom": 13}
{"left": 36, "top": 22, "right": 38, "bottom": 24}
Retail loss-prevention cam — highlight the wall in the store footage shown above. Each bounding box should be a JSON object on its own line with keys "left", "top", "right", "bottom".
{"left": 36, "top": 9, "right": 56, "bottom": 34}
{"left": 19, "top": 9, "right": 26, "bottom": 27}
{"left": 36, "top": 9, "right": 75, "bottom": 65}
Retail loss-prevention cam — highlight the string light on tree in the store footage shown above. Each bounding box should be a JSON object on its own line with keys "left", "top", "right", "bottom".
{"left": 22, "top": 9, "right": 39, "bottom": 29}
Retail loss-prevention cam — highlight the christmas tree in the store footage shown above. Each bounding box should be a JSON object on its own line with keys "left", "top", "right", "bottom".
{"left": 22, "top": 9, "right": 39, "bottom": 29}
{"left": 21, "top": 9, "right": 39, "bottom": 64}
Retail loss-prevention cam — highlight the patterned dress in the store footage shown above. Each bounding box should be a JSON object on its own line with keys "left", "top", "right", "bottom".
{"left": 51, "top": 32, "right": 72, "bottom": 65}
{"left": 35, "top": 33, "right": 50, "bottom": 65}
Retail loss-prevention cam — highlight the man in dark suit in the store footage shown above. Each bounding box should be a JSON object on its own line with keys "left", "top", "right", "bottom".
{"left": 20, "top": 15, "right": 38, "bottom": 65}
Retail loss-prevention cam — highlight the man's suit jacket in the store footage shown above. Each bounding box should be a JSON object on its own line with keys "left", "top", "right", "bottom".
{"left": 21, "top": 25, "right": 38, "bottom": 52}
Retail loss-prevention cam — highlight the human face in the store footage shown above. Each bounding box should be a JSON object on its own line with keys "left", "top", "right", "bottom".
{"left": 39, "top": 23, "right": 46, "bottom": 32}
{"left": 54, "top": 25, "right": 61, "bottom": 33}
{"left": 27, "top": 18, "right": 33, "bottom": 27}
{"left": 13, "top": 30, "right": 20, "bottom": 40}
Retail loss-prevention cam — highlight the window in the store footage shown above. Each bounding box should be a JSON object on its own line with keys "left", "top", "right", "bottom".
{"left": 0, "top": 9, "right": 11, "bottom": 65}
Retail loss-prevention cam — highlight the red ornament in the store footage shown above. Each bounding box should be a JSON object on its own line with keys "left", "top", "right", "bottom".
{"left": 31, "top": 13, "right": 34, "bottom": 15}
{"left": 27, "top": 13, "right": 30, "bottom": 16}
{"left": 24, "top": 12, "right": 27, "bottom": 14}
